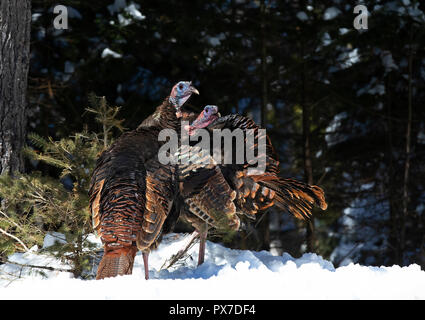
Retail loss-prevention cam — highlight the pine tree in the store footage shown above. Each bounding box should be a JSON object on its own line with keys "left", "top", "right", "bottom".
{"left": 0, "top": 95, "right": 124, "bottom": 278}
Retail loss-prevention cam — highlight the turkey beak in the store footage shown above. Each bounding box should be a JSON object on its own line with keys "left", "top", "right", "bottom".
{"left": 190, "top": 85, "right": 199, "bottom": 96}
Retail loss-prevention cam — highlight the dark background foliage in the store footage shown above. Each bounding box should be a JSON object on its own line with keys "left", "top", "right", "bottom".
{"left": 26, "top": 0, "right": 425, "bottom": 268}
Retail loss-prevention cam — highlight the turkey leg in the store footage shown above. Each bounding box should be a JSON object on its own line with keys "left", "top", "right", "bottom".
{"left": 197, "top": 229, "right": 207, "bottom": 266}
{"left": 142, "top": 252, "right": 149, "bottom": 280}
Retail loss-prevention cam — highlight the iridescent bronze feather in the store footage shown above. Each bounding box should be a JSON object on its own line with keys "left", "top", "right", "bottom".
{"left": 89, "top": 82, "right": 199, "bottom": 280}
{"left": 178, "top": 109, "right": 328, "bottom": 260}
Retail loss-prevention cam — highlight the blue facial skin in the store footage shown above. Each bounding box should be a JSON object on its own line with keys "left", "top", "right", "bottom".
{"left": 169, "top": 81, "right": 199, "bottom": 109}
{"left": 176, "top": 82, "right": 190, "bottom": 98}
{"left": 202, "top": 105, "right": 218, "bottom": 119}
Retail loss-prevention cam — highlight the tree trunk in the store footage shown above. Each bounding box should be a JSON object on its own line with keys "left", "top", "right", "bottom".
{"left": 300, "top": 25, "right": 315, "bottom": 253}
{"left": 385, "top": 72, "right": 399, "bottom": 264}
{"left": 400, "top": 41, "right": 414, "bottom": 265}
{"left": 302, "top": 99, "right": 315, "bottom": 252}
{"left": 257, "top": 0, "right": 270, "bottom": 251}
{"left": 0, "top": 0, "right": 31, "bottom": 175}
{"left": 260, "top": 0, "right": 267, "bottom": 130}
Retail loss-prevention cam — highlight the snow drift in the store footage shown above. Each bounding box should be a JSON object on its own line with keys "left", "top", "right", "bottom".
{"left": 1, "top": 233, "right": 424, "bottom": 299}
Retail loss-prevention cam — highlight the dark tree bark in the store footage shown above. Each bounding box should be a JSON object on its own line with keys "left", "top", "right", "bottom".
{"left": 257, "top": 0, "right": 270, "bottom": 251}
{"left": 0, "top": 0, "right": 31, "bottom": 174}
{"left": 400, "top": 37, "right": 414, "bottom": 265}
{"left": 299, "top": 18, "right": 315, "bottom": 253}
{"left": 385, "top": 72, "right": 399, "bottom": 264}
{"left": 302, "top": 93, "right": 315, "bottom": 252}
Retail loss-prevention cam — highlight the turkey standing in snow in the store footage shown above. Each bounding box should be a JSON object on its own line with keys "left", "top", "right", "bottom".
{"left": 89, "top": 81, "right": 199, "bottom": 280}
{"left": 172, "top": 105, "right": 327, "bottom": 265}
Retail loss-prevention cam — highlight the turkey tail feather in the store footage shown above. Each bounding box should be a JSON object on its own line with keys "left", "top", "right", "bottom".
{"left": 96, "top": 246, "right": 137, "bottom": 280}
{"left": 260, "top": 178, "right": 327, "bottom": 220}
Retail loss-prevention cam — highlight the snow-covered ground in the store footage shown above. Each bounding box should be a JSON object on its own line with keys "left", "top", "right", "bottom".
{"left": 1, "top": 233, "right": 424, "bottom": 300}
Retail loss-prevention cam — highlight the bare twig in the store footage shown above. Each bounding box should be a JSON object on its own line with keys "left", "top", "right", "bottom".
{"left": 0, "top": 258, "right": 72, "bottom": 273}
{"left": 0, "top": 210, "right": 25, "bottom": 232}
{"left": 0, "top": 228, "right": 29, "bottom": 252}
{"left": 160, "top": 232, "right": 200, "bottom": 270}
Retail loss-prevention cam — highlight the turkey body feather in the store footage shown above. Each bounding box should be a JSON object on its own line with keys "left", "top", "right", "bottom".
{"left": 89, "top": 86, "right": 327, "bottom": 279}
{"left": 89, "top": 98, "right": 183, "bottom": 279}
{"left": 175, "top": 111, "right": 327, "bottom": 239}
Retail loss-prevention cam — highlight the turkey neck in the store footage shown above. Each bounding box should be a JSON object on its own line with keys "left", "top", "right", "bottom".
{"left": 137, "top": 96, "right": 180, "bottom": 131}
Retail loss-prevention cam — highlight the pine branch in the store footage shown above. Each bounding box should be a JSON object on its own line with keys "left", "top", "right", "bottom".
{"left": 27, "top": 132, "right": 49, "bottom": 150}
{"left": 22, "top": 147, "right": 71, "bottom": 170}
{"left": 0, "top": 95, "right": 124, "bottom": 278}
{"left": 85, "top": 94, "right": 125, "bottom": 149}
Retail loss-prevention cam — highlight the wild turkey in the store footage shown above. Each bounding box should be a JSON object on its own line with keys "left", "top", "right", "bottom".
{"left": 89, "top": 81, "right": 199, "bottom": 280}
{"left": 172, "top": 105, "right": 328, "bottom": 264}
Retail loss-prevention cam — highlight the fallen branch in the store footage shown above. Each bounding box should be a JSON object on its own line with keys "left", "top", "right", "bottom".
{"left": 160, "top": 232, "right": 200, "bottom": 270}
{"left": 0, "top": 258, "right": 72, "bottom": 273}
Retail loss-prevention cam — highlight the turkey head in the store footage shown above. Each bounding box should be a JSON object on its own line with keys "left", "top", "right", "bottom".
{"left": 169, "top": 81, "right": 199, "bottom": 118}
{"left": 185, "top": 105, "right": 220, "bottom": 136}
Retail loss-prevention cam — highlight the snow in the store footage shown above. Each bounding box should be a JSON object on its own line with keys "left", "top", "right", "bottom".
{"left": 107, "top": 0, "right": 127, "bottom": 15}
{"left": 108, "top": 0, "right": 146, "bottom": 26}
{"left": 382, "top": 0, "right": 425, "bottom": 22}
{"left": 380, "top": 51, "right": 398, "bottom": 73}
{"left": 419, "top": 124, "right": 425, "bottom": 143}
{"left": 64, "top": 61, "right": 75, "bottom": 74}
{"left": 124, "top": 3, "right": 146, "bottom": 21}
{"left": 67, "top": 7, "right": 83, "bottom": 20}
{"left": 339, "top": 48, "right": 360, "bottom": 69}
{"left": 207, "top": 33, "right": 226, "bottom": 47}
{"left": 1, "top": 233, "right": 425, "bottom": 299}
{"left": 339, "top": 28, "right": 350, "bottom": 35}
{"left": 321, "top": 32, "right": 332, "bottom": 46}
{"left": 1, "top": 245, "right": 74, "bottom": 289}
{"left": 325, "top": 112, "right": 348, "bottom": 146}
{"left": 101, "top": 48, "right": 123, "bottom": 59}
{"left": 42, "top": 232, "right": 67, "bottom": 248}
{"left": 296, "top": 11, "right": 309, "bottom": 21}
{"left": 323, "top": 7, "right": 341, "bottom": 20}
{"left": 32, "top": 13, "right": 42, "bottom": 22}
{"left": 332, "top": 193, "right": 391, "bottom": 267}
{"left": 357, "top": 77, "right": 386, "bottom": 96}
